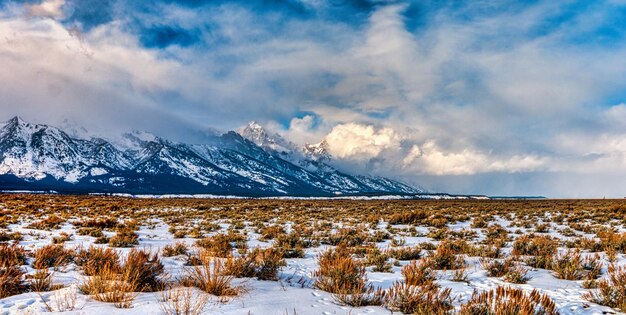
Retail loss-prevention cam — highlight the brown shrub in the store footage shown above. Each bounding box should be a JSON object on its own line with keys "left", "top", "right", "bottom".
{"left": 402, "top": 259, "right": 437, "bottom": 287}
{"left": 386, "top": 246, "right": 421, "bottom": 261}
{"left": 427, "top": 241, "right": 466, "bottom": 270}
{"left": 0, "top": 243, "right": 27, "bottom": 268}
{"left": 0, "top": 266, "right": 26, "bottom": 298}
{"left": 385, "top": 283, "right": 453, "bottom": 314}
{"left": 583, "top": 264, "right": 626, "bottom": 312}
{"left": 122, "top": 248, "right": 164, "bottom": 292}
{"left": 75, "top": 246, "right": 121, "bottom": 276}
{"left": 109, "top": 229, "right": 139, "bottom": 247}
{"left": 32, "top": 244, "right": 74, "bottom": 270}
{"left": 79, "top": 265, "right": 138, "bottom": 308}
{"left": 162, "top": 242, "right": 188, "bottom": 257}
{"left": 458, "top": 286, "right": 559, "bottom": 315}
{"left": 182, "top": 258, "right": 240, "bottom": 297}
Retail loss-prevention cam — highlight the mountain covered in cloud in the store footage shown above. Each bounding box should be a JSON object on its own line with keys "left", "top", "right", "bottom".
{"left": 0, "top": 117, "right": 424, "bottom": 196}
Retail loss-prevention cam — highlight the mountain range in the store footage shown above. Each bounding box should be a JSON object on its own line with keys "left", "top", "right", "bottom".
{"left": 0, "top": 117, "right": 425, "bottom": 196}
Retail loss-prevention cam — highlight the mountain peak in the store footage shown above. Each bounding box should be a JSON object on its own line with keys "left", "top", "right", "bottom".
{"left": 237, "top": 121, "right": 295, "bottom": 154}
{"left": 5, "top": 116, "right": 28, "bottom": 128}
{"left": 238, "top": 121, "right": 268, "bottom": 140}
{"left": 245, "top": 121, "right": 264, "bottom": 131}
{"left": 304, "top": 139, "right": 330, "bottom": 161}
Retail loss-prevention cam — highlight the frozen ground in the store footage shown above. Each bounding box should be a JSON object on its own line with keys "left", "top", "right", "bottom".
{"left": 0, "top": 199, "right": 624, "bottom": 315}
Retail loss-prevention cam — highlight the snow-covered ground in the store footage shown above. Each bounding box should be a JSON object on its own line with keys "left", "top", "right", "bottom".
{"left": 0, "top": 197, "right": 624, "bottom": 315}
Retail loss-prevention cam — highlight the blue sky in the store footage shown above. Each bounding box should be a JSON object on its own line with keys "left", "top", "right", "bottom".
{"left": 2, "top": 0, "right": 626, "bottom": 197}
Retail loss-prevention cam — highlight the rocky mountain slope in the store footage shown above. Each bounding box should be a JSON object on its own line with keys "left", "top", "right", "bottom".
{"left": 0, "top": 117, "right": 424, "bottom": 196}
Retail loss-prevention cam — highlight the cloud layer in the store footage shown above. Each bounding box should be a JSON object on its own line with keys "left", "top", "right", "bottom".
{"left": 2, "top": 0, "right": 626, "bottom": 197}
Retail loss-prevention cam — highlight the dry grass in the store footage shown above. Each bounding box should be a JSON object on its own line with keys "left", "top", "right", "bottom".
{"left": 402, "top": 259, "right": 437, "bottom": 287}
{"left": 426, "top": 241, "right": 467, "bottom": 270}
{"left": 182, "top": 257, "right": 241, "bottom": 298}
{"left": 39, "top": 286, "right": 81, "bottom": 312}
{"left": 0, "top": 243, "right": 27, "bottom": 268}
{"left": 385, "top": 283, "right": 453, "bottom": 314}
{"left": 122, "top": 248, "right": 164, "bottom": 292}
{"left": 32, "top": 244, "right": 74, "bottom": 270}
{"left": 160, "top": 286, "right": 211, "bottom": 315}
{"left": 79, "top": 264, "right": 139, "bottom": 308}
{"left": 313, "top": 246, "right": 366, "bottom": 294}
{"left": 30, "top": 269, "right": 56, "bottom": 292}
{"left": 75, "top": 246, "right": 121, "bottom": 276}
{"left": 313, "top": 246, "right": 383, "bottom": 306}
{"left": 458, "top": 286, "right": 558, "bottom": 315}
{"left": 583, "top": 264, "right": 626, "bottom": 312}
{"left": 162, "top": 242, "right": 189, "bottom": 257}
{"left": 0, "top": 266, "right": 26, "bottom": 299}
{"left": 109, "top": 228, "right": 139, "bottom": 248}
{"left": 1, "top": 194, "right": 626, "bottom": 310}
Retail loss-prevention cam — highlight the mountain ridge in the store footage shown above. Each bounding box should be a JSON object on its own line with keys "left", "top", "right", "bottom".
{"left": 0, "top": 116, "right": 425, "bottom": 196}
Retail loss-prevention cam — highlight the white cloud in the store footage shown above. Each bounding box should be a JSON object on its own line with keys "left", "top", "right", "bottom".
{"left": 324, "top": 123, "right": 401, "bottom": 160}
{"left": 27, "top": 0, "right": 65, "bottom": 19}
{"left": 402, "top": 140, "right": 547, "bottom": 175}
{"left": 3, "top": 1, "right": 626, "bottom": 196}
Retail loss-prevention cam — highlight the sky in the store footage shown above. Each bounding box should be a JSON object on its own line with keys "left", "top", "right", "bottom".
{"left": 1, "top": 0, "right": 626, "bottom": 197}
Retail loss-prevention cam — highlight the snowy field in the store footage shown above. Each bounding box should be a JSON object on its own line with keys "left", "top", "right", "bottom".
{"left": 0, "top": 195, "right": 624, "bottom": 315}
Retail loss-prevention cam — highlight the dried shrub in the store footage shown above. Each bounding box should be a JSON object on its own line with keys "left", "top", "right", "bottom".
{"left": 385, "top": 283, "right": 453, "bottom": 314}
{"left": 30, "top": 269, "right": 55, "bottom": 292}
{"left": 51, "top": 232, "right": 73, "bottom": 244}
{"left": 248, "top": 247, "right": 285, "bottom": 281}
{"left": 196, "top": 233, "right": 245, "bottom": 258}
{"left": 28, "top": 215, "right": 64, "bottom": 230}
{"left": 79, "top": 265, "right": 139, "bottom": 308}
{"left": 182, "top": 258, "right": 240, "bottom": 297}
{"left": 122, "top": 248, "right": 164, "bottom": 292}
{"left": 481, "top": 258, "right": 513, "bottom": 278}
{"left": 162, "top": 242, "right": 189, "bottom": 257}
{"left": 583, "top": 264, "right": 626, "bottom": 312}
{"left": 0, "top": 230, "right": 23, "bottom": 242}
{"left": 324, "top": 227, "right": 368, "bottom": 247}
{"left": 458, "top": 286, "right": 559, "bottom": 315}
{"left": 365, "top": 248, "right": 392, "bottom": 273}
{"left": 512, "top": 234, "right": 558, "bottom": 256}
{"left": 313, "top": 246, "right": 383, "bottom": 306}
{"left": 0, "top": 243, "right": 27, "bottom": 268}
{"left": 75, "top": 217, "right": 117, "bottom": 229}
{"left": 274, "top": 232, "right": 308, "bottom": 258}
{"left": 388, "top": 210, "right": 427, "bottom": 225}
{"left": 512, "top": 234, "right": 557, "bottom": 269}
{"left": 0, "top": 266, "right": 26, "bottom": 298}
{"left": 427, "top": 241, "right": 466, "bottom": 270}
{"left": 77, "top": 227, "right": 104, "bottom": 238}
{"left": 109, "top": 229, "right": 139, "bottom": 247}
{"left": 160, "top": 286, "right": 210, "bottom": 315}
{"left": 386, "top": 246, "right": 421, "bottom": 261}
{"left": 259, "top": 225, "right": 284, "bottom": 241}
{"left": 598, "top": 230, "right": 626, "bottom": 253}
{"left": 313, "top": 246, "right": 364, "bottom": 293}
{"left": 32, "top": 245, "right": 74, "bottom": 270}
{"left": 75, "top": 246, "right": 121, "bottom": 276}
{"left": 402, "top": 260, "right": 436, "bottom": 287}
{"left": 551, "top": 250, "right": 584, "bottom": 280}
{"left": 504, "top": 264, "right": 531, "bottom": 284}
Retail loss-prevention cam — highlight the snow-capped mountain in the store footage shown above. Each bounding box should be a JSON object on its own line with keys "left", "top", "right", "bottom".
{"left": 303, "top": 140, "right": 330, "bottom": 162}
{"left": 236, "top": 121, "right": 424, "bottom": 194}
{"left": 237, "top": 122, "right": 296, "bottom": 155}
{"left": 0, "top": 117, "right": 425, "bottom": 196}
